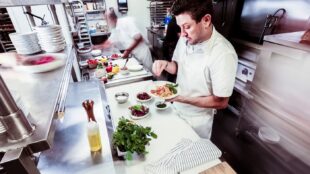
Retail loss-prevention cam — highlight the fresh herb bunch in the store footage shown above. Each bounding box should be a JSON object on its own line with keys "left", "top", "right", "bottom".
{"left": 112, "top": 117, "right": 157, "bottom": 160}
{"left": 165, "top": 83, "right": 178, "bottom": 94}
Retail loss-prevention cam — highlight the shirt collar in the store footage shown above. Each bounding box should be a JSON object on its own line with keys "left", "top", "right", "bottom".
{"left": 185, "top": 26, "right": 218, "bottom": 54}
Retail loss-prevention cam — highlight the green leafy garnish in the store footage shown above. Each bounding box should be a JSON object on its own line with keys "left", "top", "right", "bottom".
{"left": 112, "top": 117, "right": 157, "bottom": 160}
{"left": 131, "top": 105, "right": 143, "bottom": 111}
{"left": 165, "top": 83, "right": 178, "bottom": 94}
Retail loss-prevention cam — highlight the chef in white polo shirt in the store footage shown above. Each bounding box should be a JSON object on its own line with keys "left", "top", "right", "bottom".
{"left": 152, "top": 0, "right": 238, "bottom": 139}
{"left": 99, "top": 7, "right": 153, "bottom": 71}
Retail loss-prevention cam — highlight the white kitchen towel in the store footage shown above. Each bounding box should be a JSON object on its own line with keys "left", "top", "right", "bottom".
{"left": 144, "top": 138, "right": 222, "bottom": 174}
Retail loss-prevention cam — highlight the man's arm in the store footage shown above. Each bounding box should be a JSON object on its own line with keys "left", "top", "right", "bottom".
{"left": 169, "top": 95, "right": 229, "bottom": 109}
{"left": 122, "top": 34, "right": 143, "bottom": 57}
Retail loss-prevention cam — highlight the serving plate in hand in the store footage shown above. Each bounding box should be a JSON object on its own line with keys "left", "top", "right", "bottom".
{"left": 148, "top": 81, "right": 180, "bottom": 100}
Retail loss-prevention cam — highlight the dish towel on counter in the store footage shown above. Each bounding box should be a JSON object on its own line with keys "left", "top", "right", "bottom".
{"left": 144, "top": 138, "right": 222, "bottom": 174}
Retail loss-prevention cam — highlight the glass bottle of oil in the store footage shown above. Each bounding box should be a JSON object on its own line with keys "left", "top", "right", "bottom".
{"left": 87, "top": 120, "right": 102, "bottom": 151}
{"left": 82, "top": 100, "right": 102, "bottom": 152}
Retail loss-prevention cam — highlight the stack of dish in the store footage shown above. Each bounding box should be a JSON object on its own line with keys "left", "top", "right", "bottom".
{"left": 35, "top": 25, "right": 66, "bottom": 53}
{"left": 0, "top": 122, "right": 6, "bottom": 134}
{"left": 9, "top": 32, "right": 41, "bottom": 55}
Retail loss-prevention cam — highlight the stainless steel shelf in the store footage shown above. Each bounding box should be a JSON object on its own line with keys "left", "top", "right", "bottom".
{"left": 90, "top": 32, "right": 110, "bottom": 37}
{"left": 86, "top": 9, "right": 105, "bottom": 13}
{"left": 0, "top": 0, "right": 64, "bottom": 7}
{"left": 0, "top": 46, "right": 75, "bottom": 153}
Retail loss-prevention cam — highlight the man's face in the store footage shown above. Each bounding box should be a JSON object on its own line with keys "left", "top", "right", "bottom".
{"left": 176, "top": 13, "right": 208, "bottom": 45}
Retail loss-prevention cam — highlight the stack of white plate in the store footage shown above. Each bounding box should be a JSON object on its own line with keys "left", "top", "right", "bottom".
{"left": 0, "top": 122, "right": 6, "bottom": 134}
{"left": 35, "top": 25, "right": 66, "bottom": 53}
{"left": 9, "top": 32, "right": 41, "bottom": 55}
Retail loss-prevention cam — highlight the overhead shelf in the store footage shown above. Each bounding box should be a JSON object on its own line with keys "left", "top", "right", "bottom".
{"left": 86, "top": 9, "right": 105, "bottom": 13}
{"left": 0, "top": 0, "right": 63, "bottom": 7}
{"left": 90, "top": 32, "right": 110, "bottom": 37}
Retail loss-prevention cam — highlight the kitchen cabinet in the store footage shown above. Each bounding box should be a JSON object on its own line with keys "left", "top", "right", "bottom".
{"left": 212, "top": 0, "right": 240, "bottom": 37}
{"left": 212, "top": 32, "right": 310, "bottom": 174}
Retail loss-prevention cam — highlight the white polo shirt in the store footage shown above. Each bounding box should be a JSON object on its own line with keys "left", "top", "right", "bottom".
{"left": 172, "top": 27, "right": 238, "bottom": 138}
{"left": 109, "top": 17, "right": 153, "bottom": 71}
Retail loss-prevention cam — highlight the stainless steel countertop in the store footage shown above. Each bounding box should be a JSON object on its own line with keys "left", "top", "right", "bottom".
{"left": 0, "top": 46, "right": 75, "bottom": 153}
{"left": 264, "top": 31, "right": 310, "bottom": 52}
{"left": 38, "top": 80, "right": 116, "bottom": 174}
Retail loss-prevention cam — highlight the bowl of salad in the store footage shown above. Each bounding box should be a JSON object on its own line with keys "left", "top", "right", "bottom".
{"left": 129, "top": 104, "right": 150, "bottom": 120}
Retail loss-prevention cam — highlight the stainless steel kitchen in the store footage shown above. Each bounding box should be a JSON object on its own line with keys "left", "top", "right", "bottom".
{"left": 0, "top": 0, "right": 309, "bottom": 174}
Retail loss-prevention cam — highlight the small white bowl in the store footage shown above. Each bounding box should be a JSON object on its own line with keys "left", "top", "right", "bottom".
{"left": 115, "top": 92, "right": 129, "bottom": 104}
{"left": 91, "top": 49, "right": 102, "bottom": 57}
{"left": 136, "top": 92, "right": 152, "bottom": 103}
{"left": 155, "top": 101, "right": 170, "bottom": 111}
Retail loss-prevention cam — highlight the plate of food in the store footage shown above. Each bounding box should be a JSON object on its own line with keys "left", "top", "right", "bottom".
{"left": 14, "top": 54, "right": 66, "bottom": 73}
{"left": 109, "top": 53, "right": 123, "bottom": 60}
{"left": 136, "top": 92, "right": 152, "bottom": 103}
{"left": 129, "top": 104, "right": 150, "bottom": 120}
{"left": 148, "top": 81, "right": 180, "bottom": 100}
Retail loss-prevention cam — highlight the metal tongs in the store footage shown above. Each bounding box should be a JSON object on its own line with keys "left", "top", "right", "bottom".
{"left": 24, "top": 12, "right": 48, "bottom": 26}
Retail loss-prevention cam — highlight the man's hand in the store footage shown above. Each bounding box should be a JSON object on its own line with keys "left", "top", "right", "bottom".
{"left": 122, "top": 49, "right": 131, "bottom": 58}
{"left": 166, "top": 95, "right": 183, "bottom": 102}
{"left": 152, "top": 60, "right": 169, "bottom": 77}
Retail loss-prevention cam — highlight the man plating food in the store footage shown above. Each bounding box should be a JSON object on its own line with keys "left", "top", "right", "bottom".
{"left": 103, "top": 7, "right": 153, "bottom": 71}
{"left": 152, "top": 0, "right": 238, "bottom": 139}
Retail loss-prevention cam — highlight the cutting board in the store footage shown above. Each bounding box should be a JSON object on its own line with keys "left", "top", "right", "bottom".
{"left": 199, "top": 162, "right": 236, "bottom": 174}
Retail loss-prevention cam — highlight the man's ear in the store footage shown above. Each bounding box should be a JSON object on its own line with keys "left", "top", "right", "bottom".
{"left": 201, "top": 14, "right": 212, "bottom": 27}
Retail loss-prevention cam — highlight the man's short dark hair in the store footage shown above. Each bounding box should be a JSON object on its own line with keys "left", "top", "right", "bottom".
{"left": 171, "top": 0, "right": 214, "bottom": 23}
{"left": 107, "top": 7, "right": 118, "bottom": 21}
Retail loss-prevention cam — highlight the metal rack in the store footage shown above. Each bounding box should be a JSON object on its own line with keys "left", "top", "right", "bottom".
{"left": 69, "top": 0, "right": 92, "bottom": 51}
{"left": 148, "top": 0, "right": 174, "bottom": 27}
{"left": 0, "top": 8, "right": 16, "bottom": 53}
{"left": 83, "top": 0, "right": 109, "bottom": 37}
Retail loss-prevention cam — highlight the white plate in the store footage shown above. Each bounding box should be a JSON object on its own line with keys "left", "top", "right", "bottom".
{"left": 130, "top": 111, "right": 150, "bottom": 120}
{"left": 148, "top": 81, "right": 180, "bottom": 100}
{"left": 14, "top": 53, "right": 66, "bottom": 73}
{"left": 91, "top": 49, "right": 102, "bottom": 57}
{"left": 136, "top": 92, "right": 153, "bottom": 103}
{"left": 129, "top": 105, "right": 150, "bottom": 120}
{"left": 127, "top": 65, "right": 143, "bottom": 72}
{"left": 258, "top": 127, "right": 280, "bottom": 144}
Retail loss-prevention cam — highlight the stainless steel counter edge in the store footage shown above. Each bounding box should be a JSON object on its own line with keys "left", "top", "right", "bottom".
{"left": 0, "top": 46, "right": 75, "bottom": 153}
{"left": 264, "top": 31, "right": 310, "bottom": 52}
{"left": 38, "top": 80, "right": 115, "bottom": 174}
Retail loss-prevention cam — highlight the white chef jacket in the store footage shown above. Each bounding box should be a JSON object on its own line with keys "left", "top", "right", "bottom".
{"left": 172, "top": 27, "right": 238, "bottom": 139}
{"left": 109, "top": 17, "right": 153, "bottom": 71}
